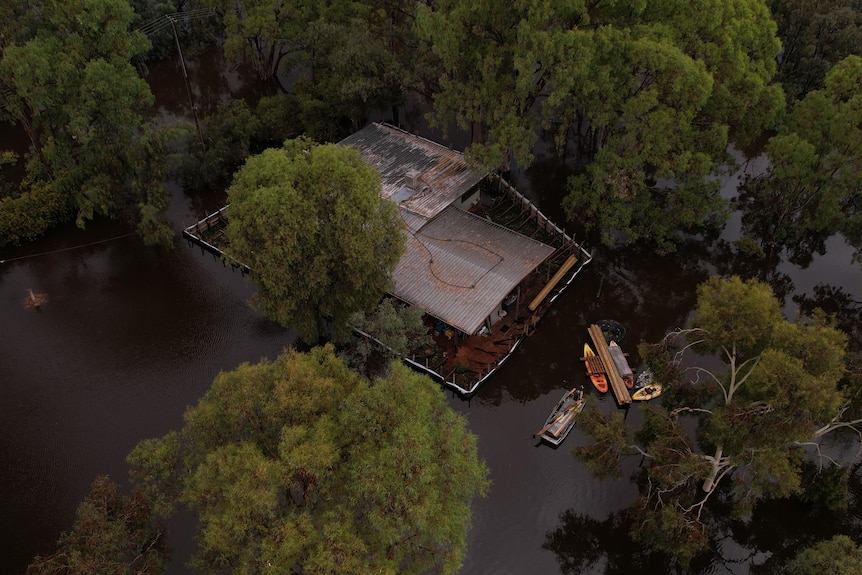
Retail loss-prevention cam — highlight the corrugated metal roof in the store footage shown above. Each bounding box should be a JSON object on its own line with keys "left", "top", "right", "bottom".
{"left": 391, "top": 206, "right": 554, "bottom": 335}
{"left": 339, "top": 123, "right": 487, "bottom": 219}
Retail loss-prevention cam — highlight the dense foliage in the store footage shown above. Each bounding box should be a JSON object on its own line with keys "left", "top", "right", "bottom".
{"left": 739, "top": 55, "right": 862, "bottom": 265}
{"left": 25, "top": 476, "right": 168, "bottom": 575}
{"left": 0, "top": 0, "right": 173, "bottom": 248}
{"left": 128, "top": 345, "right": 489, "bottom": 575}
{"left": 768, "top": 0, "right": 862, "bottom": 103}
{"left": 576, "top": 276, "right": 856, "bottom": 566}
{"left": 415, "top": 0, "right": 784, "bottom": 252}
{"left": 789, "top": 534, "right": 862, "bottom": 575}
{"left": 344, "top": 298, "right": 433, "bottom": 375}
{"left": 201, "top": 0, "right": 419, "bottom": 139}
{"left": 224, "top": 137, "right": 404, "bottom": 343}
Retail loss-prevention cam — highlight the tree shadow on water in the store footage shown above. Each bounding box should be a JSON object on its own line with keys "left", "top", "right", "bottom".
{"left": 543, "top": 509, "right": 683, "bottom": 575}
{"left": 543, "top": 504, "right": 800, "bottom": 575}
{"left": 794, "top": 284, "right": 862, "bottom": 349}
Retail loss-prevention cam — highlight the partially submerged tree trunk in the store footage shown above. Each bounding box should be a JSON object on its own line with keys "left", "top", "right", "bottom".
{"left": 702, "top": 445, "right": 723, "bottom": 492}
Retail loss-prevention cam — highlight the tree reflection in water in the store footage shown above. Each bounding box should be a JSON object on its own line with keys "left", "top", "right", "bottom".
{"left": 543, "top": 509, "right": 677, "bottom": 575}
{"left": 544, "top": 466, "right": 862, "bottom": 575}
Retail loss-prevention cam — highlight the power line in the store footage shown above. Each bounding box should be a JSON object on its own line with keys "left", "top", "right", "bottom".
{"left": 134, "top": 7, "right": 216, "bottom": 37}
{"left": 0, "top": 232, "right": 137, "bottom": 264}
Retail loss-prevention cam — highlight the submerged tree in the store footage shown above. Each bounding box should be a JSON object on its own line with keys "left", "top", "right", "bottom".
{"left": 739, "top": 55, "right": 862, "bottom": 266}
{"left": 768, "top": 0, "right": 862, "bottom": 104}
{"left": 223, "top": 136, "right": 404, "bottom": 343}
{"left": 176, "top": 100, "right": 262, "bottom": 197}
{"left": 0, "top": 0, "right": 173, "bottom": 248}
{"left": 25, "top": 476, "right": 169, "bottom": 575}
{"left": 128, "top": 345, "right": 489, "bottom": 575}
{"left": 343, "top": 298, "right": 433, "bottom": 376}
{"left": 205, "top": 0, "right": 416, "bottom": 135}
{"left": 416, "top": 0, "right": 783, "bottom": 252}
{"left": 789, "top": 534, "right": 862, "bottom": 575}
{"left": 576, "top": 276, "right": 859, "bottom": 566}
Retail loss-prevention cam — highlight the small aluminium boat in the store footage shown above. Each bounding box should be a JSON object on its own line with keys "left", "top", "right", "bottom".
{"left": 631, "top": 383, "right": 663, "bottom": 401}
{"left": 608, "top": 341, "right": 634, "bottom": 389}
{"left": 583, "top": 343, "right": 608, "bottom": 393}
{"left": 635, "top": 368, "right": 653, "bottom": 389}
{"left": 536, "top": 387, "right": 586, "bottom": 445}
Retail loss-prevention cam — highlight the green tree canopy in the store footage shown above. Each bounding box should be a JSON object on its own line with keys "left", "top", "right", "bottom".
{"left": 204, "top": 0, "right": 417, "bottom": 136}
{"left": 739, "top": 55, "right": 862, "bottom": 264}
{"left": 25, "top": 475, "right": 168, "bottom": 575}
{"left": 177, "top": 100, "right": 262, "bottom": 196}
{"left": 790, "top": 535, "right": 862, "bottom": 575}
{"left": 128, "top": 345, "right": 489, "bottom": 575}
{"left": 416, "top": 0, "right": 784, "bottom": 252}
{"left": 223, "top": 136, "right": 404, "bottom": 343}
{"left": 345, "top": 298, "right": 433, "bottom": 375}
{"left": 768, "top": 0, "right": 862, "bottom": 103}
{"left": 0, "top": 0, "right": 173, "bottom": 248}
{"left": 576, "top": 276, "right": 854, "bottom": 566}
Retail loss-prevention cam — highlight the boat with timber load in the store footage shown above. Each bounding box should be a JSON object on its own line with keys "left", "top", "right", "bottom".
{"left": 582, "top": 343, "right": 608, "bottom": 393}
{"left": 608, "top": 341, "right": 634, "bottom": 389}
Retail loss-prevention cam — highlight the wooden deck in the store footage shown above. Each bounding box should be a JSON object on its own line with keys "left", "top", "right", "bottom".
{"left": 588, "top": 324, "right": 632, "bottom": 405}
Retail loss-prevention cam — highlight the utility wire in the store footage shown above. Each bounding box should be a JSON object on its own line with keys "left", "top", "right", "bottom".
{"left": 0, "top": 232, "right": 136, "bottom": 264}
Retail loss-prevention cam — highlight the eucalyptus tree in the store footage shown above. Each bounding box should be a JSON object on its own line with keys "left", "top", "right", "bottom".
{"left": 414, "top": 0, "right": 554, "bottom": 170}
{"left": 128, "top": 345, "right": 489, "bottom": 575}
{"left": 768, "top": 0, "right": 862, "bottom": 104}
{"left": 789, "top": 535, "right": 862, "bottom": 575}
{"left": 416, "top": 0, "right": 784, "bottom": 252}
{"left": 576, "top": 276, "right": 860, "bottom": 566}
{"left": 177, "top": 100, "right": 261, "bottom": 196}
{"left": 344, "top": 298, "right": 433, "bottom": 375}
{"left": 739, "top": 56, "right": 862, "bottom": 264}
{"left": 558, "top": 0, "right": 785, "bottom": 252}
{"left": 25, "top": 476, "right": 168, "bottom": 575}
{"left": 200, "top": 0, "right": 304, "bottom": 85}
{"left": 204, "top": 0, "right": 418, "bottom": 135}
{"left": 223, "top": 137, "right": 404, "bottom": 343}
{"left": 0, "top": 0, "right": 173, "bottom": 248}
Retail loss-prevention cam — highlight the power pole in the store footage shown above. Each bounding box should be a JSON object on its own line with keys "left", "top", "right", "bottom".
{"left": 168, "top": 16, "right": 205, "bottom": 150}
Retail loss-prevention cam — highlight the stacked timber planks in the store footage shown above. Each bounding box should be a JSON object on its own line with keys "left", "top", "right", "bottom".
{"left": 588, "top": 324, "right": 632, "bottom": 405}
{"left": 584, "top": 355, "right": 605, "bottom": 374}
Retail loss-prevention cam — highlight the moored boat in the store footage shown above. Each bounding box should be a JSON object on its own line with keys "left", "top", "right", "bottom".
{"left": 608, "top": 341, "right": 634, "bottom": 389}
{"left": 583, "top": 343, "right": 608, "bottom": 393}
{"left": 632, "top": 383, "right": 663, "bottom": 401}
{"left": 536, "top": 387, "right": 586, "bottom": 445}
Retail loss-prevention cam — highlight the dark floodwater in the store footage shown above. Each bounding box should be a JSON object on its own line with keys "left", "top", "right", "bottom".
{"left": 3, "top": 50, "right": 862, "bottom": 575}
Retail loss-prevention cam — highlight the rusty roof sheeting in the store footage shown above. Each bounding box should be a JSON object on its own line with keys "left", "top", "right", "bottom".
{"left": 339, "top": 123, "right": 487, "bottom": 219}
{"left": 392, "top": 206, "right": 554, "bottom": 335}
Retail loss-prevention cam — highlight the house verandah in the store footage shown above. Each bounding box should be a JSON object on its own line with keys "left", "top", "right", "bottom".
{"left": 183, "top": 123, "right": 591, "bottom": 396}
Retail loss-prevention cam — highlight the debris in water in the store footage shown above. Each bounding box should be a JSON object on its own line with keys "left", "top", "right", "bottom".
{"left": 24, "top": 288, "right": 47, "bottom": 309}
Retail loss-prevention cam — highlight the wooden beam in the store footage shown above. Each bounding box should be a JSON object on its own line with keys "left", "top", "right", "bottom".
{"left": 528, "top": 254, "right": 578, "bottom": 311}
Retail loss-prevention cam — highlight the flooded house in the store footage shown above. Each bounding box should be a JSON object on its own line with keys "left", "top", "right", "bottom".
{"left": 184, "top": 123, "right": 591, "bottom": 395}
